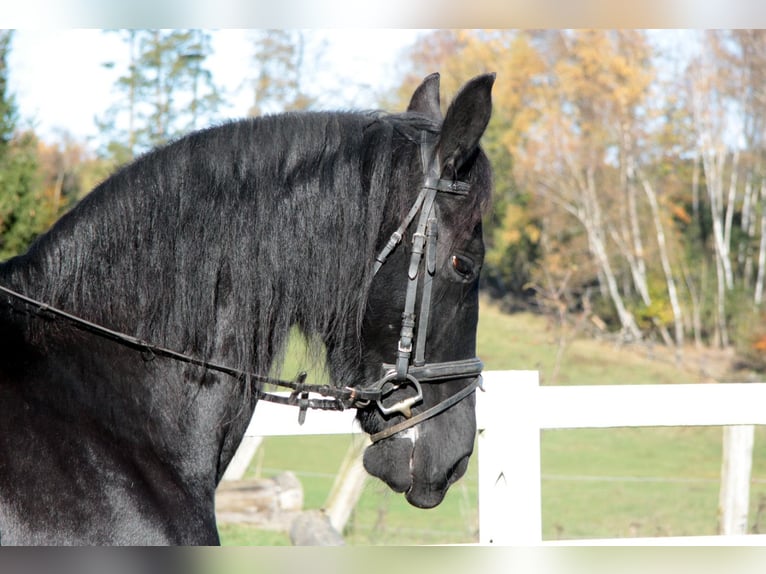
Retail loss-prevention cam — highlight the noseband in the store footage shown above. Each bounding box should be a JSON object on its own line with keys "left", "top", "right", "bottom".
{"left": 0, "top": 133, "right": 483, "bottom": 444}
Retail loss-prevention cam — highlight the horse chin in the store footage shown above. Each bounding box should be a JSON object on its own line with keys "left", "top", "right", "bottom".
{"left": 362, "top": 432, "right": 472, "bottom": 509}
{"left": 406, "top": 451, "right": 471, "bottom": 508}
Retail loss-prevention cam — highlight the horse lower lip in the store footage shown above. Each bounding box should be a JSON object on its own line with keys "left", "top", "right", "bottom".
{"left": 404, "top": 480, "right": 447, "bottom": 509}
{"left": 362, "top": 438, "right": 415, "bottom": 494}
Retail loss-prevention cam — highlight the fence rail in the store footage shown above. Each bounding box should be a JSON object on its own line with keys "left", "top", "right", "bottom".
{"left": 244, "top": 371, "right": 766, "bottom": 545}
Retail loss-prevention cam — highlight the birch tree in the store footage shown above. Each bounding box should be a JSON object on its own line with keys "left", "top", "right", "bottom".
{"left": 637, "top": 170, "right": 685, "bottom": 347}
{"left": 727, "top": 31, "right": 766, "bottom": 306}
{"left": 685, "top": 30, "right": 766, "bottom": 346}
{"left": 517, "top": 30, "right": 657, "bottom": 340}
{"left": 394, "top": 29, "right": 766, "bottom": 357}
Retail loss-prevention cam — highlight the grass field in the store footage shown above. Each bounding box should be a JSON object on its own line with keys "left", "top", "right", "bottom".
{"left": 217, "top": 298, "right": 766, "bottom": 545}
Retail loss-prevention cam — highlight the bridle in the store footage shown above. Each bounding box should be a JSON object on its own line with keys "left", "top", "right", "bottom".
{"left": 0, "top": 132, "right": 483, "bottom": 444}
{"left": 360, "top": 131, "right": 484, "bottom": 442}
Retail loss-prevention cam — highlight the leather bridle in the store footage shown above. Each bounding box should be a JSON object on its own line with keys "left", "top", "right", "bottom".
{"left": 0, "top": 132, "right": 483, "bottom": 444}
{"left": 360, "top": 131, "right": 484, "bottom": 442}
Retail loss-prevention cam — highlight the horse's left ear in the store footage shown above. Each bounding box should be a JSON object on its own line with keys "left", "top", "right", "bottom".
{"left": 437, "top": 73, "right": 495, "bottom": 178}
{"left": 407, "top": 72, "right": 442, "bottom": 120}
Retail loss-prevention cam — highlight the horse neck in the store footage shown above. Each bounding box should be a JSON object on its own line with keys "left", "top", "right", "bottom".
{"left": 0, "top": 113, "right": 405, "bottom": 402}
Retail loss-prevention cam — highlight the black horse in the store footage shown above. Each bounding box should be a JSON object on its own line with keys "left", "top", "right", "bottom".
{"left": 0, "top": 73, "right": 494, "bottom": 544}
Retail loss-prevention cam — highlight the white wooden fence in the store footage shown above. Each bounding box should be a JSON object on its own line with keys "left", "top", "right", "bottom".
{"left": 242, "top": 370, "right": 766, "bottom": 545}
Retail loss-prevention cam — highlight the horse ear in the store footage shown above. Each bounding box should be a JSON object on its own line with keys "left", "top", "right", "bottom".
{"left": 437, "top": 73, "right": 495, "bottom": 178}
{"left": 407, "top": 73, "right": 442, "bottom": 120}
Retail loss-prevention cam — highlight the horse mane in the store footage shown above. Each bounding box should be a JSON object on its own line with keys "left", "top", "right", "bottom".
{"left": 0, "top": 110, "right": 489, "bottom": 386}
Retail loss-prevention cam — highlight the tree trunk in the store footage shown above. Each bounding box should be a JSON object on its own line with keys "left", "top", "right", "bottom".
{"left": 754, "top": 181, "right": 766, "bottom": 306}
{"left": 618, "top": 132, "right": 650, "bottom": 306}
{"left": 588, "top": 223, "right": 642, "bottom": 341}
{"left": 714, "top": 254, "right": 730, "bottom": 348}
{"left": 741, "top": 175, "right": 755, "bottom": 286}
{"left": 581, "top": 167, "right": 642, "bottom": 340}
{"left": 681, "top": 260, "right": 704, "bottom": 349}
{"left": 704, "top": 148, "right": 735, "bottom": 290}
{"left": 723, "top": 151, "right": 740, "bottom": 266}
{"left": 640, "top": 174, "right": 685, "bottom": 348}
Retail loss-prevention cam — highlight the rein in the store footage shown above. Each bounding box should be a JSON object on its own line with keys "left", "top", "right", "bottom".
{"left": 0, "top": 282, "right": 481, "bottom": 439}
{"left": 0, "top": 282, "right": 367, "bottom": 413}
{"left": 0, "top": 131, "right": 483, "bottom": 444}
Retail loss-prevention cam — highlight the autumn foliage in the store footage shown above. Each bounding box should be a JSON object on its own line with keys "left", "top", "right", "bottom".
{"left": 398, "top": 30, "right": 766, "bottom": 368}
{"left": 5, "top": 29, "right": 766, "bottom": 370}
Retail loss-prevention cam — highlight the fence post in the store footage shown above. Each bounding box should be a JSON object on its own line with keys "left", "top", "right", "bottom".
{"left": 719, "top": 424, "right": 755, "bottom": 535}
{"left": 222, "top": 436, "right": 263, "bottom": 481}
{"left": 324, "top": 435, "right": 369, "bottom": 533}
{"left": 477, "top": 370, "right": 542, "bottom": 545}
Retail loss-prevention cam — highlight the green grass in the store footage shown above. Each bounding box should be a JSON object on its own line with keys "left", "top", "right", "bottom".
{"left": 542, "top": 426, "right": 720, "bottom": 539}
{"left": 220, "top": 433, "right": 480, "bottom": 546}
{"left": 218, "top": 298, "right": 766, "bottom": 545}
{"left": 475, "top": 303, "right": 697, "bottom": 386}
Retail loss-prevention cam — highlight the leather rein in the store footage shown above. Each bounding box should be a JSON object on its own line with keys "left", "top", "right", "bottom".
{"left": 0, "top": 132, "right": 483, "bottom": 444}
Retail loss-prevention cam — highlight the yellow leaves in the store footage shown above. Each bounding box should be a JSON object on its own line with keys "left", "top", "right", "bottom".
{"left": 401, "top": 29, "right": 654, "bottom": 159}
{"left": 671, "top": 203, "right": 692, "bottom": 225}
{"left": 496, "top": 204, "right": 541, "bottom": 248}
{"left": 526, "top": 223, "right": 541, "bottom": 244}
{"left": 501, "top": 203, "right": 525, "bottom": 232}
{"left": 502, "top": 223, "right": 541, "bottom": 247}
{"left": 554, "top": 30, "right": 653, "bottom": 121}
{"left": 753, "top": 336, "right": 766, "bottom": 352}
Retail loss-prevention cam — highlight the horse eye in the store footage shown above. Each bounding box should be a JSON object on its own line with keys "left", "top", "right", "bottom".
{"left": 451, "top": 254, "right": 474, "bottom": 278}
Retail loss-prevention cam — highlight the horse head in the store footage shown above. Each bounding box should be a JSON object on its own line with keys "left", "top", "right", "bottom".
{"left": 356, "top": 73, "right": 494, "bottom": 508}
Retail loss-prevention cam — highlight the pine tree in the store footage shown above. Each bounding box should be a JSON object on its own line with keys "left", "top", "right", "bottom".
{"left": 0, "top": 31, "right": 17, "bottom": 151}
{"left": 97, "top": 29, "right": 223, "bottom": 162}
{"left": 249, "top": 30, "right": 316, "bottom": 116}
{"left": 0, "top": 31, "right": 47, "bottom": 261}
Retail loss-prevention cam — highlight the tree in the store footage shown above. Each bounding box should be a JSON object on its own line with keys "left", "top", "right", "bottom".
{"left": 37, "top": 130, "right": 112, "bottom": 209}
{"left": 0, "top": 31, "right": 49, "bottom": 260}
{"left": 376, "top": 30, "right": 766, "bottom": 363}
{"left": 515, "top": 30, "right": 660, "bottom": 340}
{"left": 0, "top": 31, "right": 16, "bottom": 151}
{"left": 718, "top": 31, "right": 766, "bottom": 307}
{"left": 677, "top": 31, "right": 766, "bottom": 349}
{"left": 97, "top": 29, "right": 224, "bottom": 162}
{"left": 249, "top": 30, "right": 318, "bottom": 116}
{"left": 395, "top": 30, "right": 547, "bottom": 305}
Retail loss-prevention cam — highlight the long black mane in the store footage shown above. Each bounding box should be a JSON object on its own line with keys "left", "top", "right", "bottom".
{"left": 0, "top": 110, "right": 485, "bottom": 389}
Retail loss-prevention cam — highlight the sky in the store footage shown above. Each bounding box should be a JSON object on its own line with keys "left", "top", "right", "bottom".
{"left": 7, "top": 0, "right": 766, "bottom": 146}
{"left": 6, "top": 29, "right": 424, "bottom": 146}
